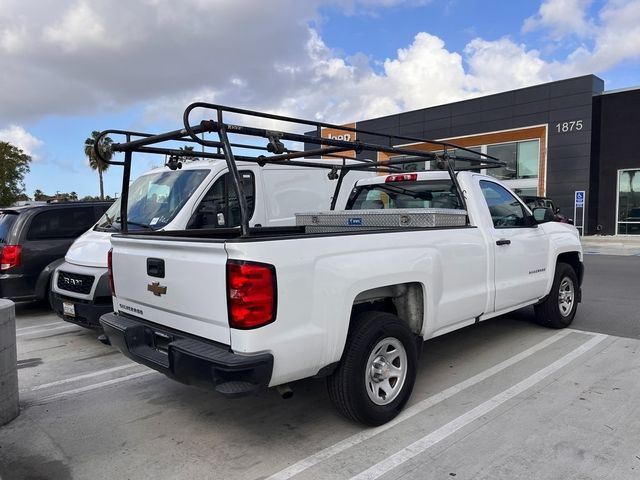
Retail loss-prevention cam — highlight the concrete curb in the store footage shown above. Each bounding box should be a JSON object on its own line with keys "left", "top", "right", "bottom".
{"left": 0, "top": 299, "right": 19, "bottom": 426}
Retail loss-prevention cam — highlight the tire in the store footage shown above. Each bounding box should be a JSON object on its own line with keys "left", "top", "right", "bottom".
{"left": 327, "top": 311, "right": 418, "bottom": 426}
{"left": 534, "top": 262, "right": 579, "bottom": 329}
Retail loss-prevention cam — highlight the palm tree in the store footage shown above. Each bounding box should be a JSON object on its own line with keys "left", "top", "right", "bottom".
{"left": 84, "top": 131, "right": 113, "bottom": 200}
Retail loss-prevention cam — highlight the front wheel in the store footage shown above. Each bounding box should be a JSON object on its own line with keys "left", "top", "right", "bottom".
{"left": 534, "top": 262, "right": 579, "bottom": 328}
{"left": 327, "top": 311, "right": 418, "bottom": 426}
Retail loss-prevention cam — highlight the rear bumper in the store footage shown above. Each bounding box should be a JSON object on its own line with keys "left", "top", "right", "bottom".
{"left": 100, "top": 313, "right": 273, "bottom": 397}
{"left": 51, "top": 292, "right": 112, "bottom": 329}
{"left": 0, "top": 272, "right": 36, "bottom": 301}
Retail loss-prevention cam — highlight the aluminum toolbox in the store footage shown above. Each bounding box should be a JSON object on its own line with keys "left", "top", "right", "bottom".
{"left": 296, "top": 208, "right": 467, "bottom": 233}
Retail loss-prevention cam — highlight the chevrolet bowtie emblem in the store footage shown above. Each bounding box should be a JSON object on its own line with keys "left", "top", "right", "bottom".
{"left": 147, "top": 282, "right": 167, "bottom": 297}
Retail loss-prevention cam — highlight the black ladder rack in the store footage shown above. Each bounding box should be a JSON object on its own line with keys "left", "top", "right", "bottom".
{"left": 95, "top": 102, "right": 505, "bottom": 237}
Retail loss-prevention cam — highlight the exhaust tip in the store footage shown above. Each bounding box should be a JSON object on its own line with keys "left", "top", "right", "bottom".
{"left": 276, "top": 384, "right": 293, "bottom": 400}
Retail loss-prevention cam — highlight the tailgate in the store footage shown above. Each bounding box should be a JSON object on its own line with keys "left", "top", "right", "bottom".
{"left": 110, "top": 235, "right": 230, "bottom": 345}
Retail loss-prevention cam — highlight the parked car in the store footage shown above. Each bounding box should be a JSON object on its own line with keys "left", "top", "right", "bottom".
{"left": 519, "top": 195, "right": 573, "bottom": 224}
{"left": 0, "top": 202, "right": 112, "bottom": 303}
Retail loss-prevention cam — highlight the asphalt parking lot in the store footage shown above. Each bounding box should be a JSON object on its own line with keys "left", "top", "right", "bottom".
{"left": 1, "top": 252, "right": 640, "bottom": 480}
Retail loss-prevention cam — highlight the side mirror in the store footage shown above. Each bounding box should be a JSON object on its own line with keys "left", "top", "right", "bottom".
{"left": 533, "top": 207, "right": 554, "bottom": 223}
{"left": 555, "top": 207, "right": 560, "bottom": 214}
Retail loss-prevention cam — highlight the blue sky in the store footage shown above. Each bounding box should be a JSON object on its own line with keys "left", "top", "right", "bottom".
{"left": 0, "top": 0, "right": 638, "bottom": 200}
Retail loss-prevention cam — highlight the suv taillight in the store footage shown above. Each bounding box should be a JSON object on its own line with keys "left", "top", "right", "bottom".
{"left": 107, "top": 248, "right": 115, "bottom": 296}
{"left": 0, "top": 245, "right": 22, "bottom": 271}
{"left": 226, "top": 260, "right": 277, "bottom": 329}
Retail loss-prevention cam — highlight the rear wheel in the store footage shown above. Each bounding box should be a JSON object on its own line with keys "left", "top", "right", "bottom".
{"left": 327, "top": 311, "right": 418, "bottom": 426}
{"left": 534, "top": 262, "right": 578, "bottom": 328}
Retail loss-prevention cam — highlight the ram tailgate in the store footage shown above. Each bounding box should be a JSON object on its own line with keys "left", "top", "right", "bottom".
{"left": 109, "top": 235, "right": 231, "bottom": 345}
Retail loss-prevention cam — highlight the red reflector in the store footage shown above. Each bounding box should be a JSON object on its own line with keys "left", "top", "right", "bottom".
{"left": 385, "top": 173, "right": 417, "bottom": 183}
{"left": 107, "top": 248, "right": 115, "bottom": 296}
{"left": 0, "top": 245, "right": 22, "bottom": 271}
{"left": 227, "top": 260, "right": 277, "bottom": 329}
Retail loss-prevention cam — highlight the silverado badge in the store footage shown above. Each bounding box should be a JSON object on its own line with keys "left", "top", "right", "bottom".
{"left": 147, "top": 282, "right": 167, "bottom": 297}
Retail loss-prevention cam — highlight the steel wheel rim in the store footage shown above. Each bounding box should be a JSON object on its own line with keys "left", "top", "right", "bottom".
{"left": 365, "top": 337, "right": 408, "bottom": 406}
{"left": 558, "top": 277, "right": 575, "bottom": 317}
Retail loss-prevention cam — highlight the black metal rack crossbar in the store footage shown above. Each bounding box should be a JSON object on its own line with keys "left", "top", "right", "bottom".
{"left": 95, "top": 102, "right": 505, "bottom": 236}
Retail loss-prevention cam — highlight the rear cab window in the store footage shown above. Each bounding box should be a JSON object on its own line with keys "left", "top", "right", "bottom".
{"left": 346, "top": 179, "right": 463, "bottom": 210}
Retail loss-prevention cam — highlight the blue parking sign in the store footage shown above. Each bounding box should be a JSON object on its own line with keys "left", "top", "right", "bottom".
{"left": 575, "top": 190, "right": 585, "bottom": 208}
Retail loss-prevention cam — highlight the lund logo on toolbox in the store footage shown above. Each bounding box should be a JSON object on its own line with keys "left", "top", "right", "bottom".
{"left": 147, "top": 282, "right": 167, "bottom": 297}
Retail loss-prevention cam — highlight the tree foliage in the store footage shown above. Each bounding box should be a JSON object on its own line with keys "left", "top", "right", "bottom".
{"left": 84, "top": 131, "right": 113, "bottom": 200}
{"left": 0, "top": 142, "right": 31, "bottom": 207}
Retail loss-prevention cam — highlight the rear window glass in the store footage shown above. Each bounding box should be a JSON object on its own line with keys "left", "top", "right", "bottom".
{"left": 27, "top": 207, "right": 98, "bottom": 240}
{"left": 346, "top": 179, "right": 463, "bottom": 210}
{"left": 0, "top": 213, "right": 17, "bottom": 244}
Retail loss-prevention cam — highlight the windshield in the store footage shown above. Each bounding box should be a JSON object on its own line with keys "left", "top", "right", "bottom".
{"left": 0, "top": 212, "right": 18, "bottom": 244}
{"left": 95, "top": 169, "right": 209, "bottom": 231}
{"left": 347, "top": 179, "right": 463, "bottom": 210}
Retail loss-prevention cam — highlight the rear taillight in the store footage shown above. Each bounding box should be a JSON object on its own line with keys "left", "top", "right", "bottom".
{"left": 107, "top": 248, "right": 115, "bottom": 296}
{"left": 0, "top": 245, "right": 22, "bottom": 271}
{"left": 226, "top": 260, "right": 277, "bottom": 329}
{"left": 385, "top": 173, "right": 417, "bottom": 183}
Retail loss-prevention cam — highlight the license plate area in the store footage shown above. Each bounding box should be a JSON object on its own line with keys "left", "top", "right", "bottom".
{"left": 63, "top": 301, "right": 76, "bottom": 317}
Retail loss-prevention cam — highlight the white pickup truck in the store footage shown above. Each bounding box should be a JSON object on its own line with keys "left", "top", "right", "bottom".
{"left": 99, "top": 104, "right": 583, "bottom": 425}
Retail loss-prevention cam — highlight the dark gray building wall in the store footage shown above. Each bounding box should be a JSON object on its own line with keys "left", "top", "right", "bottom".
{"left": 594, "top": 89, "right": 640, "bottom": 235}
{"left": 355, "top": 75, "right": 604, "bottom": 230}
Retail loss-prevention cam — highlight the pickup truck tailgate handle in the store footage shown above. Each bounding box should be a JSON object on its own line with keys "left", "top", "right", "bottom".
{"left": 496, "top": 239, "right": 511, "bottom": 246}
{"left": 147, "top": 258, "right": 165, "bottom": 278}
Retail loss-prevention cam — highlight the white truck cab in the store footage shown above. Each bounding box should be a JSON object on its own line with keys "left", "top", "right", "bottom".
{"left": 51, "top": 159, "right": 368, "bottom": 328}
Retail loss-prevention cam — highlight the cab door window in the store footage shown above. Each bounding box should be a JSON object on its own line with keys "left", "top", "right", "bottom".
{"left": 480, "top": 180, "right": 528, "bottom": 228}
{"left": 188, "top": 171, "right": 255, "bottom": 229}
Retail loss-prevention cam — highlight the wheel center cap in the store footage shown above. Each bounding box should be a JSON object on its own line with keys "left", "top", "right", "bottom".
{"left": 371, "top": 356, "right": 390, "bottom": 382}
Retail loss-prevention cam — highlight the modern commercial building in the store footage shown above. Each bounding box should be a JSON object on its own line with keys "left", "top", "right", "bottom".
{"left": 307, "top": 75, "right": 640, "bottom": 235}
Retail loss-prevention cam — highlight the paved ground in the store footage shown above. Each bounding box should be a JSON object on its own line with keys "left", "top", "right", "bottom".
{"left": 581, "top": 235, "right": 640, "bottom": 256}
{"left": 1, "top": 245, "right": 639, "bottom": 480}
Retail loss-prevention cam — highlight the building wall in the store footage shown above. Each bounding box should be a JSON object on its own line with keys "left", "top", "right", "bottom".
{"left": 594, "top": 89, "right": 640, "bottom": 235}
{"left": 353, "top": 75, "right": 604, "bottom": 230}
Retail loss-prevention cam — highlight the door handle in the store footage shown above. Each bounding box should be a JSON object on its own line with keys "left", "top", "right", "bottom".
{"left": 496, "top": 239, "right": 511, "bottom": 246}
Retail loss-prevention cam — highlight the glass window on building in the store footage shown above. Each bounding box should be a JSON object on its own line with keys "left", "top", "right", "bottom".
{"left": 617, "top": 169, "right": 640, "bottom": 235}
{"left": 452, "top": 147, "right": 482, "bottom": 171}
{"left": 487, "top": 140, "right": 539, "bottom": 180}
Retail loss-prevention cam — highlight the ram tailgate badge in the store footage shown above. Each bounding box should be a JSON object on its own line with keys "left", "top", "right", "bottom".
{"left": 147, "top": 282, "right": 167, "bottom": 297}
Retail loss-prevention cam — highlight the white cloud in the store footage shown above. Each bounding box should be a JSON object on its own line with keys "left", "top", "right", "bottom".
{"left": 523, "top": 0, "right": 594, "bottom": 39}
{"left": 465, "top": 38, "right": 550, "bottom": 92}
{"left": 43, "top": 1, "right": 115, "bottom": 52}
{"left": 0, "top": 0, "right": 638, "bottom": 132}
{"left": 0, "top": 126, "right": 44, "bottom": 159}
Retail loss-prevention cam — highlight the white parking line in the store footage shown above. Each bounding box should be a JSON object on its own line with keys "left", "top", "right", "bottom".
{"left": 16, "top": 324, "right": 80, "bottom": 337}
{"left": 33, "top": 370, "right": 158, "bottom": 404}
{"left": 267, "top": 329, "right": 577, "bottom": 480}
{"left": 16, "top": 321, "right": 67, "bottom": 332}
{"left": 350, "top": 333, "right": 608, "bottom": 480}
{"left": 24, "top": 364, "right": 140, "bottom": 392}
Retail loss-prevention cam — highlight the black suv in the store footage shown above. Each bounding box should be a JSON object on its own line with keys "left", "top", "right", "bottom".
{"left": 0, "top": 202, "right": 112, "bottom": 302}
